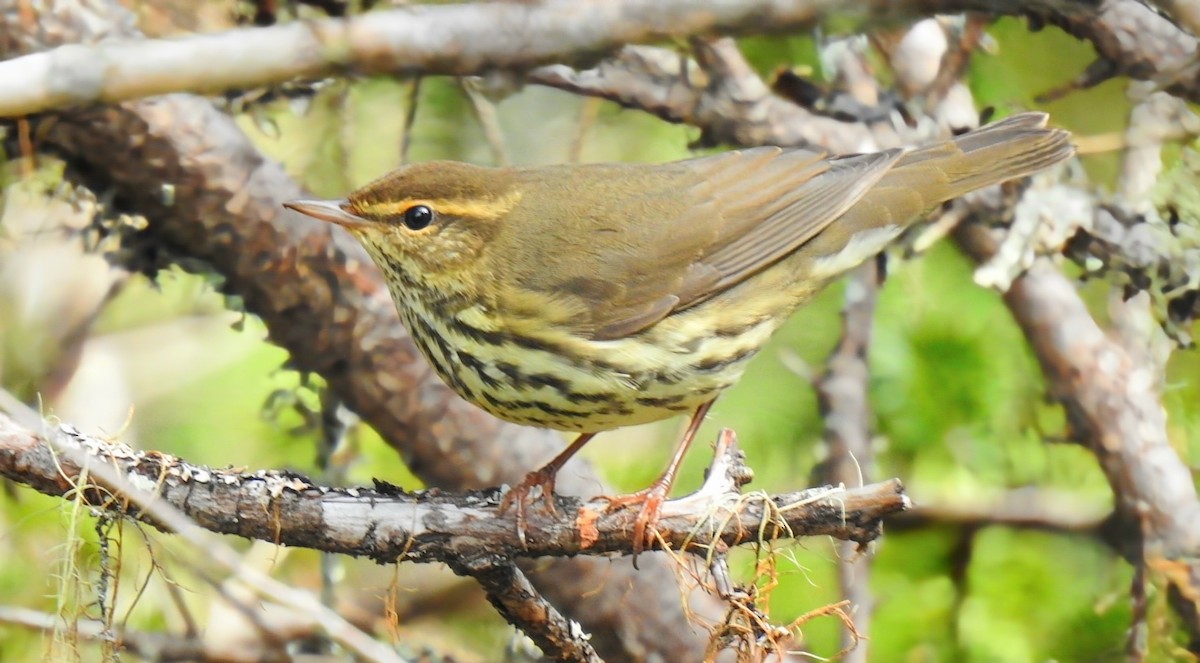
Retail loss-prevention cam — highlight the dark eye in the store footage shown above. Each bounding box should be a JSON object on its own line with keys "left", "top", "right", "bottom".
{"left": 403, "top": 205, "right": 434, "bottom": 230}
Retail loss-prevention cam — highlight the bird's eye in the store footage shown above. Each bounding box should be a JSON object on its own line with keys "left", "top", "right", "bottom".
{"left": 402, "top": 205, "right": 435, "bottom": 230}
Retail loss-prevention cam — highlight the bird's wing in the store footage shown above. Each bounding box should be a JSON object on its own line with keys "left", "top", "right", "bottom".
{"left": 496, "top": 146, "right": 904, "bottom": 340}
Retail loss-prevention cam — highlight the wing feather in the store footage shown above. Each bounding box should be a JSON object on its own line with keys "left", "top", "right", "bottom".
{"left": 492, "top": 146, "right": 905, "bottom": 340}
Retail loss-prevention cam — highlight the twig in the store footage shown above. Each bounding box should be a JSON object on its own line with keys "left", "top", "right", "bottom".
{"left": 458, "top": 78, "right": 510, "bottom": 166}
{"left": 0, "top": 606, "right": 251, "bottom": 663}
{"left": 400, "top": 76, "right": 422, "bottom": 165}
{"left": 0, "top": 401, "right": 404, "bottom": 663}
{"left": 814, "top": 261, "right": 880, "bottom": 663}
{"left": 568, "top": 96, "right": 602, "bottom": 163}
{"left": 894, "top": 488, "right": 1110, "bottom": 534}
{"left": 808, "top": 30, "right": 887, "bottom": 659}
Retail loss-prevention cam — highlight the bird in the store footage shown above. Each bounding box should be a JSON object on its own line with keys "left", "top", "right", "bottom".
{"left": 285, "top": 111, "right": 1073, "bottom": 552}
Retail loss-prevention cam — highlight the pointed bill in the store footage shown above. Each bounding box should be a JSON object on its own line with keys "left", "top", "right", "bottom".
{"left": 284, "top": 199, "right": 371, "bottom": 229}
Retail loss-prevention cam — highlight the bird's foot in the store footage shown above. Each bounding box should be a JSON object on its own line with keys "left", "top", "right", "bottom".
{"left": 601, "top": 482, "right": 670, "bottom": 564}
{"left": 498, "top": 468, "right": 559, "bottom": 546}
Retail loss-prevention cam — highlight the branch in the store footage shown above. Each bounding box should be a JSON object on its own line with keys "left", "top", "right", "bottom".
{"left": 454, "top": 560, "right": 601, "bottom": 663}
{"left": 528, "top": 40, "right": 925, "bottom": 153}
{"left": 0, "top": 413, "right": 909, "bottom": 561}
{"left": 809, "top": 36, "right": 887, "bottom": 662}
{"left": 813, "top": 261, "right": 880, "bottom": 663}
{"left": 0, "top": 606, "right": 289, "bottom": 663}
{"left": 5, "top": 0, "right": 1198, "bottom": 118}
{"left": 0, "top": 0, "right": 909, "bottom": 117}
{"left": 0, "top": 409, "right": 406, "bottom": 663}
{"left": 955, "top": 222, "right": 1200, "bottom": 645}
{"left": 1032, "top": 0, "right": 1200, "bottom": 104}
{"left": 895, "top": 488, "right": 1110, "bottom": 534}
{"left": 0, "top": 410, "right": 908, "bottom": 661}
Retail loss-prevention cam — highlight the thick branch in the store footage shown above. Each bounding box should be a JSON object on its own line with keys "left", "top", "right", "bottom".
{"left": 4, "top": 0, "right": 1199, "bottom": 117}
{"left": 957, "top": 226, "right": 1200, "bottom": 556}
{"left": 955, "top": 222, "right": 1200, "bottom": 642}
{"left": 0, "top": 414, "right": 909, "bottom": 561}
{"left": 0, "top": 0, "right": 879, "bottom": 117}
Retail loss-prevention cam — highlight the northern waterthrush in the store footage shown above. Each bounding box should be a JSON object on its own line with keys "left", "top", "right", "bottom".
{"left": 286, "top": 112, "right": 1073, "bottom": 549}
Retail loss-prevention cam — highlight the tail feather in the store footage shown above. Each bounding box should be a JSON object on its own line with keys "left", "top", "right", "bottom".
{"left": 887, "top": 111, "right": 1074, "bottom": 204}
{"left": 803, "top": 112, "right": 1073, "bottom": 280}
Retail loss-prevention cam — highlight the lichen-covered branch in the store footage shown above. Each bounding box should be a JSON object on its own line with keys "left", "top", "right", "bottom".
{"left": 0, "top": 413, "right": 908, "bottom": 562}
{"left": 955, "top": 222, "right": 1200, "bottom": 643}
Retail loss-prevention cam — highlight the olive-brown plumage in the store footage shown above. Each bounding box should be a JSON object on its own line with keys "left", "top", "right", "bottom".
{"left": 286, "top": 112, "right": 1073, "bottom": 549}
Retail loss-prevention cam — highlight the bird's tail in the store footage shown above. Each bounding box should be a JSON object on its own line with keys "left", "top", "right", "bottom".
{"left": 834, "top": 112, "right": 1073, "bottom": 235}
{"left": 792, "top": 112, "right": 1072, "bottom": 286}
{"left": 899, "top": 111, "right": 1073, "bottom": 199}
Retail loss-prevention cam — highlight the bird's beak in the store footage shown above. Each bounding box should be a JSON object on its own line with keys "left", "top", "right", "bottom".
{"left": 284, "top": 199, "right": 370, "bottom": 229}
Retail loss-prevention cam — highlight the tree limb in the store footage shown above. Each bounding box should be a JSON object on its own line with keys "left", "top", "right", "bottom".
{"left": 0, "top": 413, "right": 909, "bottom": 562}
{"left": 4, "top": 0, "right": 1200, "bottom": 118}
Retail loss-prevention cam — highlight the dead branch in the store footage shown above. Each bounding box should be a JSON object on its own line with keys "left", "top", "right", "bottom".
{"left": 894, "top": 488, "right": 1110, "bottom": 534}
{"left": 813, "top": 262, "right": 880, "bottom": 663}
{"left": 2, "top": 0, "right": 1164, "bottom": 118}
{"left": 0, "top": 412, "right": 404, "bottom": 663}
{"left": 955, "top": 222, "right": 1200, "bottom": 644}
{"left": 808, "top": 36, "right": 887, "bottom": 663}
{"left": 0, "top": 413, "right": 908, "bottom": 562}
{"left": 0, "top": 410, "right": 908, "bottom": 662}
{"left": 453, "top": 560, "right": 601, "bottom": 663}
{"left": 2, "top": 1, "right": 1196, "bottom": 114}
{"left": 0, "top": 606, "right": 304, "bottom": 663}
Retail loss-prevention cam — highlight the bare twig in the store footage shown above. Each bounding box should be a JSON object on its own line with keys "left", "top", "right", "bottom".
{"left": 0, "top": 400, "right": 405, "bottom": 663}
{"left": 809, "top": 33, "right": 887, "bottom": 661}
{"left": 531, "top": 42, "right": 912, "bottom": 153}
{"left": 399, "top": 76, "right": 422, "bottom": 165}
{"left": 459, "top": 78, "right": 510, "bottom": 166}
{"left": 895, "top": 488, "right": 1110, "bottom": 534}
{"left": 814, "top": 261, "right": 880, "bottom": 663}
{"left": 0, "top": 606, "right": 289, "bottom": 663}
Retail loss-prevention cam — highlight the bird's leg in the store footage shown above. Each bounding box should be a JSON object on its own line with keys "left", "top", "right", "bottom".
{"left": 498, "top": 432, "right": 596, "bottom": 546}
{"left": 604, "top": 399, "right": 715, "bottom": 559}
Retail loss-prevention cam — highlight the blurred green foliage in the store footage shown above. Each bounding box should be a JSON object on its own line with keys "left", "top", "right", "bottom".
{"left": 2, "top": 11, "right": 1199, "bottom": 663}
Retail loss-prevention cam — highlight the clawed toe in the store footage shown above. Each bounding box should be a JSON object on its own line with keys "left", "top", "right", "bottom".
{"left": 498, "top": 469, "right": 559, "bottom": 546}
{"left": 602, "top": 485, "right": 670, "bottom": 562}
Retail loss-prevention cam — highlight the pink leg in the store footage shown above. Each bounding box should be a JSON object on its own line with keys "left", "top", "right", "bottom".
{"left": 499, "top": 432, "right": 596, "bottom": 545}
{"left": 606, "top": 400, "right": 715, "bottom": 558}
